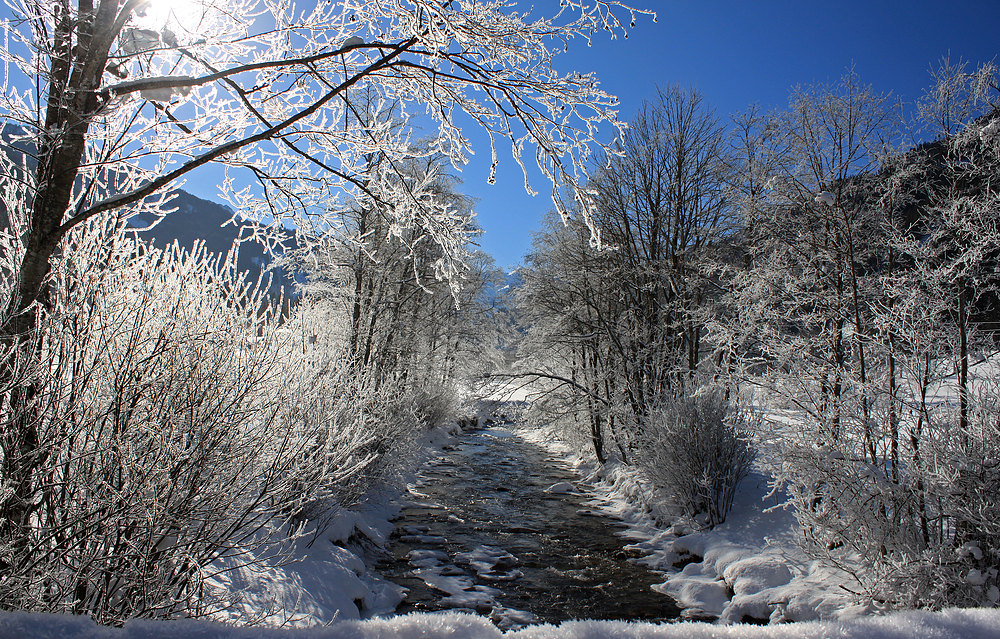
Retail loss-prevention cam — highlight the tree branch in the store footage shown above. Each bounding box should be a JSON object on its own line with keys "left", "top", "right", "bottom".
{"left": 488, "top": 371, "right": 610, "bottom": 406}
{"left": 59, "top": 37, "right": 419, "bottom": 239}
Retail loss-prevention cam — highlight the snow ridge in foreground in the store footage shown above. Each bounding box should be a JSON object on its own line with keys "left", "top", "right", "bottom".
{"left": 3, "top": 608, "right": 1000, "bottom": 639}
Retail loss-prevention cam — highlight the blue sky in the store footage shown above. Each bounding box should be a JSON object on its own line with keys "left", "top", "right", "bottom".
{"left": 3, "top": 1, "right": 998, "bottom": 268}
{"left": 461, "top": 0, "right": 1000, "bottom": 268}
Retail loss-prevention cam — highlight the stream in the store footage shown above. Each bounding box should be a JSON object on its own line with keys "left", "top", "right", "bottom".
{"left": 378, "top": 425, "right": 681, "bottom": 629}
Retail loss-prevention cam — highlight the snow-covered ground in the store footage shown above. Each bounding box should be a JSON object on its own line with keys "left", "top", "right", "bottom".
{"left": 515, "top": 353, "right": 1000, "bottom": 627}
{"left": 201, "top": 499, "right": 405, "bottom": 627}
{"left": 4, "top": 608, "right": 1000, "bottom": 638}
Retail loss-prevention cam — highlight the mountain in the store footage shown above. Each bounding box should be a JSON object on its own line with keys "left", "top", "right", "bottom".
{"left": 1, "top": 124, "right": 294, "bottom": 297}
{"left": 126, "top": 189, "right": 296, "bottom": 296}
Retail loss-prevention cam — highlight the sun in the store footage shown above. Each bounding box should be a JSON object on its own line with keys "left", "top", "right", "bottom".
{"left": 135, "top": 0, "right": 211, "bottom": 37}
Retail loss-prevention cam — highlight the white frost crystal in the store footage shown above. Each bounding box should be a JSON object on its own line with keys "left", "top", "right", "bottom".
{"left": 980, "top": 119, "right": 1000, "bottom": 142}
{"left": 814, "top": 191, "right": 835, "bottom": 206}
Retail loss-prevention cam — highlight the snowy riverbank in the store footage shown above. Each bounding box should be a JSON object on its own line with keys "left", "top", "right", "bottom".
{"left": 518, "top": 424, "right": 869, "bottom": 625}
{"left": 200, "top": 422, "right": 468, "bottom": 627}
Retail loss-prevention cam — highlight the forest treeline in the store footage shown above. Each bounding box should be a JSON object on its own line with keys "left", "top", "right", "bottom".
{"left": 515, "top": 60, "right": 1000, "bottom": 609}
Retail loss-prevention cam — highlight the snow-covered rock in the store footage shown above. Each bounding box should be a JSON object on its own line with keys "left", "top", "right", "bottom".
{"left": 544, "top": 481, "right": 575, "bottom": 494}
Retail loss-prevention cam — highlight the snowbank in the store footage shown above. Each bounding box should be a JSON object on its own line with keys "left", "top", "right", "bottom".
{"left": 203, "top": 500, "right": 405, "bottom": 627}
{"left": 3, "top": 608, "right": 1000, "bottom": 639}
{"left": 517, "top": 426, "right": 860, "bottom": 625}
{"left": 202, "top": 423, "right": 465, "bottom": 626}
{"left": 638, "top": 471, "right": 860, "bottom": 624}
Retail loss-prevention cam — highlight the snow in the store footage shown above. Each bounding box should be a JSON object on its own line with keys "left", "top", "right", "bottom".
{"left": 980, "top": 118, "right": 1000, "bottom": 143}
{"left": 198, "top": 423, "right": 470, "bottom": 627}
{"left": 203, "top": 500, "right": 406, "bottom": 627}
{"left": 544, "top": 481, "right": 575, "bottom": 494}
{"left": 653, "top": 568, "right": 729, "bottom": 618}
{"left": 403, "top": 543, "right": 503, "bottom": 613}
{"left": 456, "top": 546, "right": 521, "bottom": 580}
{"left": 4, "top": 608, "right": 1000, "bottom": 639}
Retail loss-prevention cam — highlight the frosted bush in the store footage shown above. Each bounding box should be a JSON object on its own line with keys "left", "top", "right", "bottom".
{"left": 769, "top": 373, "right": 1000, "bottom": 610}
{"left": 412, "top": 383, "right": 461, "bottom": 431}
{"left": 635, "top": 389, "right": 756, "bottom": 529}
{"left": 0, "top": 218, "right": 418, "bottom": 624}
{"left": 275, "top": 305, "right": 424, "bottom": 521}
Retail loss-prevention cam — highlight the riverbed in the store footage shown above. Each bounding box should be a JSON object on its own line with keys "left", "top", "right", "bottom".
{"left": 378, "top": 426, "right": 680, "bottom": 629}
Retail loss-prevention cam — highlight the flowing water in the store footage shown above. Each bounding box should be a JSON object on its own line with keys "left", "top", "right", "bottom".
{"left": 378, "top": 425, "right": 681, "bottom": 628}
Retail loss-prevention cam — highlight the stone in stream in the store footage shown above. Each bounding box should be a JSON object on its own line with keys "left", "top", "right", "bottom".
{"left": 507, "top": 525, "right": 537, "bottom": 534}
{"left": 408, "top": 549, "right": 448, "bottom": 566}
{"left": 399, "top": 534, "right": 447, "bottom": 544}
{"left": 457, "top": 545, "right": 519, "bottom": 576}
{"left": 544, "top": 481, "right": 575, "bottom": 494}
{"left": 491, "top": 606, "right": 538, "bottom": 630}
{"left": 400, "top": 525, "right": 430, "bottom": 535}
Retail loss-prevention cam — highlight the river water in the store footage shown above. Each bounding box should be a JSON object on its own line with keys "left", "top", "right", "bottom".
{"left": 378, "top": 426, "right": 680, "bottom": 628}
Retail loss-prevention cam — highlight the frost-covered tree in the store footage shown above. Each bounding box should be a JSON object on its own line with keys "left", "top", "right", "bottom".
{"left": 863, "top": 58, "right": 1000, "bottom": 607}
{"left": 728, "top": 69, "right": 898, "bottom": 451}
{"left": 516, "top": 88, "right": 752, "bottom": 527}
{"left": 724, "top": 68, "right": 904, "bottom": 581}
{"left": 520, "top": 86, "right": 734, "bottom": 456}
{"left": 287, "top": 148, "right": 504, "bottom": 425}
{"left": 589, "top": 85, "right": 734, "bottom": 402}
{"left": 0, "top": 0, "right": 648, "bottom": 337}
{"left": 0, "top": 216, "right": 419, "bottom": 622}
{"left": 517, "top": 210, "right": 619, "bottom": 462}
{"left": 727, "top": 61, "right": 1000, "bottom": 608}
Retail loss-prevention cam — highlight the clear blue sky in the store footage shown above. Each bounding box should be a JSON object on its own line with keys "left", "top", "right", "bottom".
{"left": 461, "top": 0, "right": 1000, "bottom": 269}
{"left": 3, "top": 2, "right": 998, "bottom": 269}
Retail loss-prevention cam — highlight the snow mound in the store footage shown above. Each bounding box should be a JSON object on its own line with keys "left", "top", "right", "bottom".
{"left": 203, "top": 502, "right": 404, "bottom": 627}
{"left": 653, "top": 567, "right": 729, "bottom": 618}
{"left": 457, "top": 545, "right": 522, "bottom": 581}
{"left": 544, "top": 481, "right": 575, "bottom": 494}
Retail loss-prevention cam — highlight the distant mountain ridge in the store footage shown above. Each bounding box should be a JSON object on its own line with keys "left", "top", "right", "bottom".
{"left": 126, "top": 189, "right": 296, "bottom": 296}
{"left": 1, "top": 124, "right": 294, "bottom": 296}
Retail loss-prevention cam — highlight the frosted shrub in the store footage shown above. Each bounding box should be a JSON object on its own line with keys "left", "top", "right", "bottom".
{"left": 635, "top": 389, "right": 756, "bottom": 529}
{"left": 889, "top": 392, "right": 1000, "bottom": 608}
{"left": 771, "top": 374, "right": 1000, "bottom": 610}
{"left": 275, "top": 307, "right": 423, "bottom": 521}
{"left": 0, "top": 218, "right": 413, "bottom": 624}
{"left": 0, "top": 219, "right": 292, "bottom": 622}
{"left": 412, "top": 382, "right": 461, "bottom": 430}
